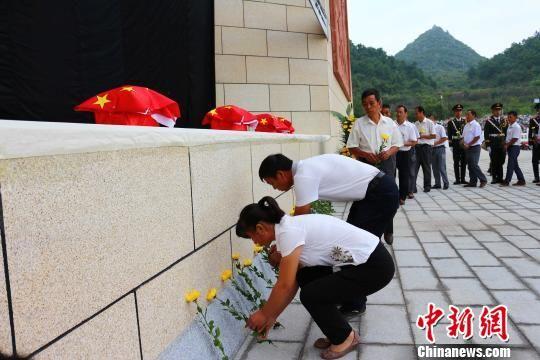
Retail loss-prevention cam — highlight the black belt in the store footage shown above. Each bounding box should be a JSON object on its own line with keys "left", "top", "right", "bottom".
{"left": 434, "top": 145, "right": 445, "bottom": 148}
{"left": 417, "top": 143, "right": 431, "bottom": 147}
{"left": 367, "top": 171, "right": 385, "bottom": 193}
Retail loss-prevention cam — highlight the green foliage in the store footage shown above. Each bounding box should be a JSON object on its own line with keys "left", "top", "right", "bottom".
{"left": 395, "top": 25, "right": 485, "bottom": 88}
{"left": 310, "top": 200, "right": 335, "bottom": 215}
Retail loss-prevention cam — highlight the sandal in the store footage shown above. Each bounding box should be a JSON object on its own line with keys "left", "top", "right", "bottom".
{"left": 320, "top": 330, "right": 360, "bottom": 359}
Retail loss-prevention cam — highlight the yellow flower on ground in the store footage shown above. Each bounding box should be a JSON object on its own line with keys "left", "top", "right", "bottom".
{"left": 243, "top": 258, "right": 253, "bottom": 267}
{"left": 206, "top": 288, "right": 217, "bottom": 301}
{"left": 221, "top": 269, "right": 232, "bottom": 281}
{"left": 381, "top": 133, "right": 390, "bottom": 141}
{"left": 185, "top": 289, "right": 200, "bottom": 303}
{"left": 232, "top": 253, "right": 240, "bottom": 260}
{"left": 253, "top": 244, "right": 264, "bottom": 254}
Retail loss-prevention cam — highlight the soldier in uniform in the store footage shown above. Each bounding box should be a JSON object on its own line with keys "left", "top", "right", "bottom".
{"left": 484, "top": 103, "right": 508, "bottom": 184}
{"left": 447, "top": 104, "right": 467, "bottom": 184}
{"left": 530, "top": 103, "right": 540, "bottom": 183}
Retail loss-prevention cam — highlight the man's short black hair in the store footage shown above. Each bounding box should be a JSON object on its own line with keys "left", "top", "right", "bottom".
{"left": 415, "top": 106, "right": 425, "bottom": 114}
{"left": 382, "top": 103, "right": 390, "bottom": 109}
{"left": 396, "top": 104, "right": 408, "bottom": 113}
{"left": 361, "top": 88, "right": 381, "bottom": 102}
{"left": 468, "top": 109, "right": 477, "bottom": 117}
{"left": 507, "top": 110, "right": 518, "bottom": 117}
{"left": 259, "top": 154, "right": 293, "bottom": 181}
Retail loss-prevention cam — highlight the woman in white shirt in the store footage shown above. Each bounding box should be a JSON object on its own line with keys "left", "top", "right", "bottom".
{"left": 236, "top": 197, "right": 395, "bottom": 360}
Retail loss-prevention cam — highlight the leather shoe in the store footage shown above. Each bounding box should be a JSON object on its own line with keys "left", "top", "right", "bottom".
{"left": 407, "top": 193, "right": 415, "bottom": 199}
{"left": 432, "top": 185, "right": 441, "bottom": 189}
{"left": 533, "top": 179, "right": 540, "bottom": 183}
{"left": 314, "top": 338, "right": 331, "bottom": 349}
{"left": 384, "top": 233, "right": 394, "bottom": 245}
{"left": 453, "top": 181, "right": 461, "bottom": 185}
{"left": 463, "top": 183, "right": 477, "bottom": 187}
{"left": 480, "top": 181, "right": 487, "bottom": 188}
{"left": 500, "top": 181, "right": 509, "bottom": 187}
{"left": 490, "top": 180, "right": 499, "bottom": 184}
{"left": 443, "top": 184, "right": 449, "bottom": 190}
{"left": 512, "top": 180, "right": 526, "bottom": 186}
{"left": 423, "top": 188, "right": 431, "bottom": 192}
{"left": 399, "top": 199, "right": 405, "bottom": 206}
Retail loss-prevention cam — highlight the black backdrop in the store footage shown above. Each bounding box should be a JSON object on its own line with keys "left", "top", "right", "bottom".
{"left": 0, "top": 0, "right": 215, "bottom": 128}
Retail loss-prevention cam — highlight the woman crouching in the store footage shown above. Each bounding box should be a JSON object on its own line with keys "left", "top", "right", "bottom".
{"left": 236, "top": 196, "right": 395, "bottom": 359}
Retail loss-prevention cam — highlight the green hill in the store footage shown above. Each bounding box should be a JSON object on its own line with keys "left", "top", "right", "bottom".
{"left": 395, "top": 26, "right": 485, "bottom": 88}
{"left": 350, "top": 42, "right": 437, "bottom": 115}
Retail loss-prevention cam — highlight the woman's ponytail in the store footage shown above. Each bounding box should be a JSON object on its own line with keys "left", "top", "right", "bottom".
{"left": 236, "top": 197, "right": 286, "bottom": 238}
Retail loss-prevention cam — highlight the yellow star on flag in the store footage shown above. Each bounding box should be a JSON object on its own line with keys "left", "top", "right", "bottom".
{"left": 260, "top": 118, "right": 268, "bottom": 125}
{"left": 93, "top": 94, "right": 111, "bottom": 109}
{"left": 224, "top": 106, "right": 233, "bottom": 110}
{"left": 209, "top": 109, "right": 218, "bottom": 116}
{"left": 120, "top": 86, "right": 134, "bottom": 92}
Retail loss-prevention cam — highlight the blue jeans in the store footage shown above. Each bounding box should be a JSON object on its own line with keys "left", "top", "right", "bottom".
{"left": 466, "top": 145, "right": 487, "bottom": 184}
{"left": 505, "top": 146, "right": 525, "bottom": 182}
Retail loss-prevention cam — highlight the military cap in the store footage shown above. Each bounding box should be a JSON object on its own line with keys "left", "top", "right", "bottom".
{"left": 491, "top": 103, "right": 503, "bottom": 110}
{"left": 452, "top": 104, "right": 463, "bottom": 111}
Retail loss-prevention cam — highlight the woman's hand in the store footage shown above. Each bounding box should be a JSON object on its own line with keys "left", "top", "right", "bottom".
{"left": 247, "top": 310, "right": 275, "bottom": 338}
{"left": 268, "top": 245, "right": 282, "bottom": 268}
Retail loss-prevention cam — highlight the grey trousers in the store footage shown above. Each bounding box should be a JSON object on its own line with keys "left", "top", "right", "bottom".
{"left": 466, "top": 145, "right": 487, "bottom": 184}
{"left": 432, "top": 146, "right": 449, "bottom": 187}
{"left": 408, "top": 147, "right": 417, "bottom": 193}
{"left": 415, "top": 144, "right": 433, "bottom": 190}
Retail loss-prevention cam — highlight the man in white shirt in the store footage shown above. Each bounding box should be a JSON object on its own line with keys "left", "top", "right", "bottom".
{"left": 346, "top": 88, "right": 403, "bottom": 245}
{"left": 413, "top": 106, "right": 436, "bottom": 192}
{"left": 432, "top": 121, "right": 449, "bottom": 189}
{"left": 501, "top": 111, "right": 526, "bottom": 186}
{"left": 462, "top": 109, "right": 488, "bottom": 187}
{"left": 408, "top": 121, "right": 420, "bottom": 198}
{"left": 395, "top": 105, "right": 418, "bottom": 204}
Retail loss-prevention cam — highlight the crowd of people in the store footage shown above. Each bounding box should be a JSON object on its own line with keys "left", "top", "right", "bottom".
{"left": 230, "top": 88, "right": 540, "bottom": 359}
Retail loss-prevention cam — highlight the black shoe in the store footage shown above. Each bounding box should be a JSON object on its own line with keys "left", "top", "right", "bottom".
{"left": 413, "top": 189, "right": 418, "bottom": 193}
{"left": 463, "top": 183, "right": 477, "bottom": 187}
{"left": 443, "top": 184, "right": 449, "bottom": 190}
{"left": 480, "top": 181, "right": 487, "bottom": 188}
{"left": 533, "top": 179, "right": 540, "bottom": 183}
{"left": 339, "top": 302, "right": 367, "bottom": 318}
{"left": 491, "top": 180, "right": 499, "bottom": 184}
{"left": 432, "top": 185, "right": 441, "bottom": 189}
{"left": 384, "top": 233, "right": 394, "bottom": 245}
{"left": 423, "top": 188, "right": 431, "bottom": 192}
{"left": 453, "top": 181, "right": 461, "bottom": 185}
{"left": 500, "top": 181, "right": 510, "bottom": 187}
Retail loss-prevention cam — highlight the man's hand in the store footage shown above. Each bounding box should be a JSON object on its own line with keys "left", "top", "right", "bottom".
{"left": 364, "top": 152, "right": 379, "bottom": 164}
{"left": 378, "top": 150, "right": 391, "bottom": 161}
{"left": 268, "top": 245, "right": 282, "bottom": 268}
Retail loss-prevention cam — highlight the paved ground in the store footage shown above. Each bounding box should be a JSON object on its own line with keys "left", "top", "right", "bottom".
{"left": 236, "top": 150, "right": 539, "bottom": 360}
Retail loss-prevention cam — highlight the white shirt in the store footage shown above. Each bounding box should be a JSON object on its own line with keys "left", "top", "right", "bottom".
{"left": 415, "top": 118, "right": 436, "bottom": 145}
{"left": 347, "top": 114, "right": 404, "bottom": 153}
{"left": 434, "top": 124, "right": 448, "bottom": 147}
{"left": 397, "top": 121, "right": 418, "bottom": 151}
{"left": 506, "top": 122, "right": 522, "bottom": 146}
{"left": 463, "top": 119, "right": 483, "bottom": 146}
{"left": 275, "top": 214, "right": 379, "bottom": 267}
{"left": 292, "top": 154, "right": 379, "bottom": 206}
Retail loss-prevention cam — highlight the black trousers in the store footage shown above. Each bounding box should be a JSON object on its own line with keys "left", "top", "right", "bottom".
{"left": 396, "top": 151, "right": 410, "bottom": 200}
{"left": 532, "top": 144, "right": 540, "bottom": 181}
{"left": 490, "top": 145, "right": 506, "bottom": 182}
{"left": 451, "top": 144, "right": 466, "bottom": 182}
{"left": 414, "top": 144, "right": 432, "bottom": 190}
{"left": 296, "top": 242, "right": 395, "bottom": 345}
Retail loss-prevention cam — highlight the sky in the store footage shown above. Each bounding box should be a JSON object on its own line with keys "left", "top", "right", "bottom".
{"left": 347, "top": 0, "right": 540, "bottom": 58}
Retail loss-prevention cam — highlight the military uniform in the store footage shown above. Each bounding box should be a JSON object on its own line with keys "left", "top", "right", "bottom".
{"left": 484, "top": 103, "right": 508, "bottom": 183}
{"left": 447, "top": 104, "right": 467, "bottom": 184}
{"left": 530, "top": 108, "right": 540, "bottom": 183}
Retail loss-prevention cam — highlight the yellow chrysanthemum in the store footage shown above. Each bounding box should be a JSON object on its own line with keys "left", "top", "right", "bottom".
{"left": 253, "top": 244, "right": 264, "bottom": 254}
{"left": 243, "top": 259, "right": 253, "bottom": 267}
{"left": 206, "top": 288, "right": 217, "bottom": 301}
{"left": 232, "top": 253, "right": 240, "bottom": 260}
{"left": 221, "top": 269, "right": 232, "bottom": 281}
{"left": 381, "top": 133, "right": 390, "bottom": 141}
{"left": 185, "top": 289, "right": 200, "bottom": 303}
{"left": 342, "top": 124, "right": 348, "bottom": 129}
{"left": 348, "top": 114, "right": 355, "bottom": 121}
